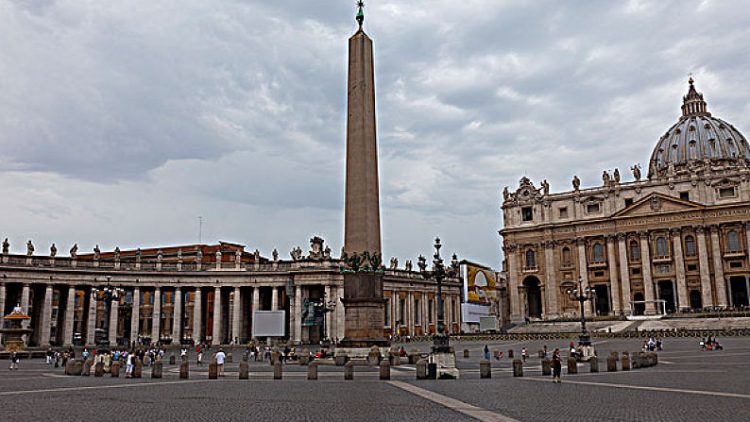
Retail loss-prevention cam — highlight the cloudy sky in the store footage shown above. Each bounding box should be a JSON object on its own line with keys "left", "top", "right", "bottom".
{"left": 1, "top": 0, "right": 749, "bottom": 268}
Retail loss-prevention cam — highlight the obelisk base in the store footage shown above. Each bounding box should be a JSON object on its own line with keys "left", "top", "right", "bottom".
{"left": 337, "top": 273, "right": 389, "bottom": 351}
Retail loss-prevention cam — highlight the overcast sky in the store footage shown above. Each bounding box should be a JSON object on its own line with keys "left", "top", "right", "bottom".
{"left": 1, "top": 0, "right": 749, "bottom": 268}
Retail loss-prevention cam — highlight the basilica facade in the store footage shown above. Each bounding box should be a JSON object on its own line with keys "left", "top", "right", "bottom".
{"left": 501, "top": 79, "right": 750, "bottom": 321}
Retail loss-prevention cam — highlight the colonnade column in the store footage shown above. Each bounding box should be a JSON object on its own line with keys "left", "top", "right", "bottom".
{"left": 617, "top": 234, "right": 631, "bottom": 315}
{"left": 672, "top": 229, "right": 689, "bottom": 311}
{"left": 0, "top": 283, "right": 5, "bottom": 344}
{"left": 745, "top": 223, "right": 750, "bottom": 262}
{"left": 709, "top": 226, "right": 728, "bottom": 307}
{"left": 406, "top": 290, "right": 414, "bottom": 334}
{"left": 86, "top": 288, "right": 97, "bottom": 346}
{"left": 606, "top": 235, "right": 621, "bottom": 315}
{"left": 192, "top": 288, "right": 202, "bottom": 343}
{"left": 211, "top": 287, "right": 221, "bottom": 346}
{"left": 324, "top": 286, "right": 332, "bottom": 339}
{"left": 152, "top": 287, "right": 162, "bottom": 343}
{"left": 231, "top": 286, "right": 241, "bottom": 344}
{"left": 130, "top": 287, "right": 140, "bottom": 343}
{"left": 639, "top": 232, "right": 655, "bottom": 315}
{"left": 39, "top": 284, "right": 53, "bottom": 346}
{"left": 696, "top": 227, "right": 713, "bottom": 308}
{"left": 271, "top": 287, "right": 279, "bottom": 311}
{"left": 63, "top": 286, "right": 76, "bottom": 347}
{"left": 576, "top": 238, "right": 594, "bottom": 314}
{"left": 108, "top": 295, "right": 119, "bottom": 345}
{"left": 335, "top": 285, "right": 345, "bottom": 340}
{"left": 172, "top": 287, "right": 183, "bottom": 345}
{"left": 20, "top": 284, "right": 30, "bottom": 343}
{"left": 293, "top": 286, "right": 302, "bottom": 343}
{"left": 543, "top": 241, "right": 559, "bottom": 319}
{"left": 506, "top": 246, "right": 522, "bottom": 321}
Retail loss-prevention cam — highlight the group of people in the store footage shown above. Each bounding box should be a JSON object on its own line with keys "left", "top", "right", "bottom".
{"left": 642, "top": 338, "right": 664, "bottom": 352}
{"left": 699, "top": 336, "right": 723, "bottom": 351}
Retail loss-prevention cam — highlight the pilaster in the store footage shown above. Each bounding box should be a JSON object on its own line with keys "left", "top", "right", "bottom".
{"left": 696, "top": 227, "right": 713, "bottom": 308}
{"left": 709, "top": 226, "right": 728, "bottom": 307}
{"left": 671, "top": 228, "right": 689, "bottom": 311}
{"left": 543, "top": 240, "right": 559, "bottom": 318}
{"left": 606, "top": 235, "right": 621, "bottom": 315}
{"left": 639, "top": 232, "right": 655, "bottom": 314}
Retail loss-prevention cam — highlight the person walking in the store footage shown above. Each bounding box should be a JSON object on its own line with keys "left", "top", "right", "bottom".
{"left": 551, "top": 348, "right": 562, "bottom": 383}
{"left": 483, "top": 345, "right": 490, "bottom": 360}
{"left": 9, "top": 352, "right": 19, "bottom": 370}
{"left": 215, "top": 348, "right": 226, "bottom": 377}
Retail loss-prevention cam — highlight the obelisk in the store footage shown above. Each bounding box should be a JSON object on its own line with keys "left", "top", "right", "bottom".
{"left": 340, "top": 2, "right": 388, "bottom": 348}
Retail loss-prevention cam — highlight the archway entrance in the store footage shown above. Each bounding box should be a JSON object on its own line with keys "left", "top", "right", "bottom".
{"left": 633, "top": 292, "right": 645, "bottom": 316}
{"left": 729, "top": 277, "right": 749, "bottom": 308}
{"left": 657, "top": 281, "right": 676, "bottom": 314}
{"left": 689, "top": 290, "right": 702, "bottom": 310}
{"left": 523, "top": 276, "right": 543, "bottom": 319}
{"left": 592, "top": 284, "right": 611, "bottom": 316}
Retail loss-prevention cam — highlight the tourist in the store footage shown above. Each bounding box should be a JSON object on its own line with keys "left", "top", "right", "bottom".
{"left": 569, "top": 341, "right": 577, "bottom": 360}
{"left": 82, "top": 348, "right": 90, "bottom": 361}
{"left": 46, "top": 347, "right": 53, "bottom": 365}
{"left": 543, "top": 345, "right": 549, "bottom": 359}
{"left": 125, "top": 353, "right": 135, "bottom": 378}
{"left": 197, "top": 349, "right": 203, "bottom": 366}
{"left": 551, "top": 349, "right": 561, "bottom": 383}
{"left": 9, "top": 352, "right": 19, "bottom": 370}
{"left": 521, "top": 347, "right": 528, "bottom": 362}
{"left": 215, "top": 348, "right": 226, "bottom": 376}
{"left": 484, "top": 345, "right": 490, "bottom": 360}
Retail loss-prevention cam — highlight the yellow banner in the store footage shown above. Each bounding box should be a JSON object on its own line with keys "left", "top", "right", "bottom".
{"left": 466, "top": 264, "right": 496, "bottom": 305}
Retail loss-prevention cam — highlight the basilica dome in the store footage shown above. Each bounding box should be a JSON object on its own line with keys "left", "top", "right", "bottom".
{"left": 648, "top": 79, "right": 750, "bottom": 179}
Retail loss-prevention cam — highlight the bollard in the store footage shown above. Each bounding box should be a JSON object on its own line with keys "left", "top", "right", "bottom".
{"left": 239, "top": 360, "right": 249, "bottom": 380}
{"left": 66, "top": 360, "right": 83, "bottom": 376}
{"left": 274, "top": 361, "right": 283, "bottom": 380}
{"left": 169, "top": 354, "right": 176, "bottom": 365}
{"left": 390, "top": 353, "right": 401, "bottom": 366}
{"left": 607, "top": 355, "right": 618, "bottom": 372}
{"left": 152, "top": 361, "right": 163, "bottom": 379}
{"left": 335, "top": 354, "right": 348, "bottom": 366}
{"left": 567, "top": 357, "right": 577, "bottom": 375}
{"left": 307, "top": 362, "right": 318, "bottom": 380}
{"left": 111, "top": 361, "right": 120, "bottom": 377}
{"left": 416, "top": 359, "right": 428, "bottom": 380}
{"left": 512, "top": 359, "right": 523, "bottom": 377}
{"left": 508, "top": 349, "right": 514, "bottom": 359}
{"left": 180, "top": 360, "right": 189, "bottom": 379}
{"left": 344, "top": 361, "right": 355, "bottom": 380}
{"left": 464, "top": 349, "right": 470, "bottom": 359}
{"left": 134, "top": 359, "right": 142, "bottom": 378}
{"left": 94, "top": 361, "right": 104, "bottom": 377}
{"left": 367, "top": 346, "right": 381, "bottom": 366}
{"left": 541, "top": 359, "right": 551, "bottom": 376}
{"left": 621, "top": 353, "right": 630, "bottom": 371}
{"left": 82, "top": 359, "right": 93, "bottom": 376}
{"left": 610, "top": 351, "right": 619, "bottom": 361}
{"left": 380, "top": 360, "right": 391, "bottom": 380}
{"left": 226, "top": 352, "right": 233, "bottom": 364}
{"left": 589, "top": 356, "right": 599, "bottom": 373}
{"left": 480, "top": 360, "right": 491, "bottom": 379}
{"left": 208, "top": 362, "right": 218, "bottom": 379}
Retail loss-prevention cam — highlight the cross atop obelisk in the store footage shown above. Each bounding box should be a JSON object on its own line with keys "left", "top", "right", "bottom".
{"left": 344, "top": 0, "right": 381, "bottom": 257}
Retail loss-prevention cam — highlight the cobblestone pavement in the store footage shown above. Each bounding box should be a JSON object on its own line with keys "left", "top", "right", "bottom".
{"left": 1, "top": 337, "right": 748, "bottom": 421}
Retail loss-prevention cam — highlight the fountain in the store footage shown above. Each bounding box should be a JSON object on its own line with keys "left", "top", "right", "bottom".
{"left": 1, "top": 304, "right": 33, "bottom": 352}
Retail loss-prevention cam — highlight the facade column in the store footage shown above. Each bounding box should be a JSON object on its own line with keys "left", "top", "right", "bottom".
{"left": 39, "top": 284, "right": 53, "bottom": 346}
{"left": 543, "top": 241, "right": 559, "bottom": 319}
{"left": 696, "top": 227, "right": 713, "bottom": 308}
{"left": 709, "top": 226, "right": 728, "bottom": 307}
{"left": 506, "top": 245, "right": 522, "bottom": 321}
{"left": 172, "top": 287, "right": 183, "bottom": 345}
{"left": 271, "top": 286, "right": 279, "bottom": 311}
{"left": 639, "top": 232, "right": 656, "bottom": 315}
{"left": 63, "top": 286, "right": 76, "bottom": 347}
{"left": 672, "top": 229, "right": 689, "bottom": 311}
{"left": 131, "top": 287, "right": 140, "bottom": 344}
{"left": 86, "top": 288, "right": 97, "bottom": 346}
{"left": 192, "top": 287, "right": 202, "bottom": 343}
{"left": 108, "top": 295, "right": 119, "bottom": 345}
{"left": 745, "top": 223, "right": 750, "bottom": 262}
{"left": 152, "top": 287, "right": 162, "bottom": 343}
{"left": 606, "top": 235, "right": 621, "bottom": 315}
{"left": 293, "top": 286, "right": 302, "bottom": 343}
{"left": 212, "top": 287, "right": 222, "bottom": 345}
{"left": 406, "top": 290, "right": 414, "bottom": 335}
{"left": 617, "top": 234, "right": 632, "bottom": 315}
{"left": 20, "top": 283, "right": 30, "bottom": 343}
{"left": 231, "top": 286, "right": 241, "bottom": 344}
{"left": 0, "top": 283, "right": 5, "bottom": 344}
{"left": 576, "top": 238, "right": 594, "bottom": 314}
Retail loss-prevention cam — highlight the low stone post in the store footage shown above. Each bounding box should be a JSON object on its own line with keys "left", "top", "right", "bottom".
{"left": 134, "top": 359, "right": 143, "bottom": 378}
{"left": 508, "top": 349, "right": 514, "bottom": 358}
{"left": 239, "top": 360, "right": 249, "bottom": 380}
{"left": 416, "top": 359, "right": 428, "bottom": 380}
{"left": 380, "top": 360, "right": 390, "bottom": 380}
{"left": 512, "top": 359, "right": 523, "bottom": 377}
{"left": 344, "top": 361, "right": 355, "bottom": 380}
{"left": 480, "top": 360, "right": 491, "bottom": 379}
{"left": 299, "top": 349, "right": 310, "bottom": 366}
{"left": 94, "top": 361, "right": 104, "bottom": 377}
{"left": 226, "top": 352, "right": 233, "bottom": 364}
{"left": 180, "top": 360, "right": 189, "bottom": 379}
{"left": 152, "top": 360, "right": 163, "bottom": 379}
{"left": 607, "top": 355, "right": 618, "bottom": 372}
{"left": 621, "top": 352, "right": 630, "bottom": 371}
{"left": 111, "top": 361, "right": 120, "bottom": 377}
{"left": 464, "top": 349, "right": 470, "bottom": 358}
{"left": 335, "top": 354, "right": 348, "bottom": 366}
{"left": 589, "top": 356, "right": 599, "bottom": 373}
{"left": 273, "top": 361, "right": 283, "bottom": 380}
{"left": 307, "top": 362, "right": 318, "bottom": 380}
{"left": 567, "top": 357, "right": 577, "bottom": 375}
{"left": 541, "top": 359, "right": 551, "bottom": 376}
{"left": 208, "top": 362, "right": 218, "bottom": 379}
{"left": 610, "top": 351, "right": 619, "bottom": 361}
{"left": 367, "top": 346, "right": 381, "bottom": 366}
{"left": 82, "top": 359, "right": 93, "bottom": 376}
{"left": 169, "top": 354, "right": 176, "bottom": 365}
{"left": 66, "top": 360, "right": 83, "bottom": 376}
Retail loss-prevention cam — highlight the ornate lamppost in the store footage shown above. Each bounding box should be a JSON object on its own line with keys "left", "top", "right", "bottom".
{"left": 418, "top": 237, "right": 459, "bottom": 354}
{"left": 93, "top": 277, "right": 124, "bottom": 353}
{"left": 314, "top": 293, "right": 338, "bottom": 347}
{"left": 566, "top": 275, "right": 592, "bottom": 347}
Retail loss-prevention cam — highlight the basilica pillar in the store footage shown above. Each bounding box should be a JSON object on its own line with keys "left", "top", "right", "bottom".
{"left": 152, "top": 287, "right": 162, "bottom": 343}
{"left": 639, "top": 232, "right": 656, "bottom": 314}
{"left": 293, "top": 285, "right": 302, "bottom": 343}
{"left": 0, "top": 283, "right": 5, "bottom": 344}
{"left": 63, "top": 286, "right": 76, "bottom": 347}
{"left": 131, "top": 286, "right": 140, "bottom": 344}
{"left": 211, "top": 286, "right": 222, "bottom": 345}
{"left": 709, "top": 226, "right": 728, "bottom": 307}
{"left": 86, "top": 288, "right": 97, "bottom": 346}
{"left": 696, "top": 227, "right": 713, "bottom": 308}
{"left": 506, "top": 245, "right": 522, "bottom": 321}
{"left": 172, "top": 287, "right": 183, "bottom": 345}
{"left": 231, "top": 286, "right": 241, "bottom": 344}
{"left": 543, "top": 241, "right": 559, "bottom": 319}
{"left": 108, "top": 295, "right": 119, "bottom": 345}
{"left": 192, "top": 287, "right": 202, "bottom": 343}
{"left": 616, "top": 235, "right": 632, "bottom": 312}
{"left": 39, "top": 284, "right": 53, "bottom": 346}
{"left": 576, "top": 238, "right": 595, "bottom": 314}
{"left": 671, "top": 229, "right": 689, "bottom": 311}
{"left": 606, "top": 236, "right": 621, "bottom": 315}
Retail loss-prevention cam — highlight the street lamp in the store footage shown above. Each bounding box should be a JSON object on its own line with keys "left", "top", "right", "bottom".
{"left": 418, "top": 237, "right": 459, "bottom": 354}
{"left": 93, "top": 277, "right": 124, "bottom": 353}
{"left": 313, "top": 293, "right": 337, "bottom": 347}
{"left": 566, "top": 275, "right": 592, "bottom": 346}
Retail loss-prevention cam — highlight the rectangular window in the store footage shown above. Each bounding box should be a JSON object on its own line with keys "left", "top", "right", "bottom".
{"left": 631, "top": 267, "right": 641, "bottom": 275}
{"left": 594, "top": 271, "right": 605, "bottom": 277}
{"left": 399, "top": 298, "right": 406, "bottom": 326}
{"left": 414, "top": 299, "right": 420, "bottom": 325}
{"left": 428, "top": 300, "right": 434, "bottom": 324}
{"left": 624, "top": 198, "right": 634, "bottom": 207}
{"left": 559, "top": 207, "right": 568, "bottom": 219}
{"left": 719, "top": 187, "right": 736, "bottom": 198}
{"left": 587, "top": 203, "right": 601, "bottom": 214}
{"left": 522, "top": 207, "right": 533, "bottom": 222}
{"left": 687, "top": 264, "right": 698, "bottom": 272}
{"left": 679, "top": 191, "right": 690, "bottom": 201}
{"left": 730, "top": 261, "right": 743, "bottom": 269}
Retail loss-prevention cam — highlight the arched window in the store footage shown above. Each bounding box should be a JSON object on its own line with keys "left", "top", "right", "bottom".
{"left": 629, "top": 240, "right": 640, "bottom": 261}
{"left": 562, "top": 247, "right": 571, "bottom": 267}
{"left": 656, "top": 236, "right": 669, "bottom": 257}
{"left": 684, "top": 235, "right": 696, "bottom": 257}
{"left": 525, "top": 250, "right": 536, "bottom": 269}
{"left": 592, "top": 243, "right": 605, "bottom": 263}
{"left": 727, "top": 230, "right": 741, "bottom": 252}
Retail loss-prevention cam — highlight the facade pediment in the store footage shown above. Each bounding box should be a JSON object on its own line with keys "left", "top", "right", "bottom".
{"left": 613, "top": 193, "right": 703, "bottom": 218}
